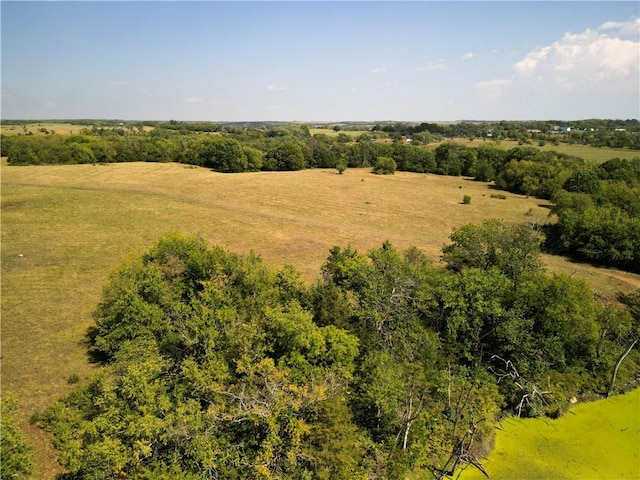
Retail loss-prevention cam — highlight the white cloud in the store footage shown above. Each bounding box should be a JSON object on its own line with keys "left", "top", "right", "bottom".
{"left": 461, "top": 52, "right": 475, "bottom": 60}
{"left": 513, "top": 28, "right": 638, "bottom": 91}
{"left": 267, "top": 84, "right": 286, "bottom": 92}
{"left": 369, "top": 67, "right": 387, "bottom": 74}
{"left": 184, "top": 96, "right": 204, "bottom": 104}
{"left": 477, "top": 18, "right": 639, "bottom": 101}
{"left": 598, "top": 17, "right": 639, "bottom": 38}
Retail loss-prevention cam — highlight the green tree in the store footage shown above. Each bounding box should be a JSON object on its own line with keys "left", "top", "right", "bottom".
{"left": 442, "top": 219, "right": 544, "bottom": 283}
{"left": 198, "top": 135, "right": 248, "bottom": 172}
{"left": 607, "top": 290, "right": 640, "bottom": 396}
{"left": 41, "top": 234, "right": 362, "bottom": 479}
{"left": 372, "top": 156, "right": 397, "bottom": 175}
{"left": 263, "top": 138, "right": 307, "bottom": 171}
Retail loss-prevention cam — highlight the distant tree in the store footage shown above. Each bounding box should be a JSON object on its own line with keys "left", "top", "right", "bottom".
{"left": 442, "top": 219, "right": 544, "bottom": 283}
{"left": 242, "top": 146, "right": 263, "bottom": 170}
{"left": 434, "top": 142, "right": 466, "bottom": 175}
{"left": 563, "top": 167, "right": 601, "bottom": 194}
{"left": 263, "top": 138, "right": 307, "bottom": 171}
{"left": 372, "top": 156, "right": 397, "bottom": 175}
{"left": 197, "top": 135, "right": 248, "bottom": 172}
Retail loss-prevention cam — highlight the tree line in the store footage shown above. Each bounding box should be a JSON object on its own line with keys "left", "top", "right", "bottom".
{"left": 33, "top": 227, "right": 639, "bottom": 479}
{"left": 372, "top": 119, "right": 640, "bottom": 149}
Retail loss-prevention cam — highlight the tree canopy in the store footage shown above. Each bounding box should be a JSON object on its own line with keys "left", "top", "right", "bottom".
{"left": 38, "top": 226, "right": 640, "bottom": 479}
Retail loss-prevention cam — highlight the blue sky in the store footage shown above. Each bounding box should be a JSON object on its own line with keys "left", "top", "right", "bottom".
{"left": 2, "top": 1, "right": 638, "bottom": 121}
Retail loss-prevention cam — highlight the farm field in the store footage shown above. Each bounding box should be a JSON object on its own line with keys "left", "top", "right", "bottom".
{"left": 450, "top": 137, "right": 640, "bottom": 163}
{"left": 2, "top": 162, "right": 639, "bottom": 478}
{"left": 0, "top": 122, "right": 84, "bottom": 136}
{"left": 457, "top": 387, "right": 640, "bottom": 480}
{"left": 0, "top": 122, "right": 154, "bottom": 136}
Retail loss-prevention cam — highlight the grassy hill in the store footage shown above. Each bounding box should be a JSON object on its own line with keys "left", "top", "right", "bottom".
{"left": 2, "top": 162, "right": 639, "bottom": 478}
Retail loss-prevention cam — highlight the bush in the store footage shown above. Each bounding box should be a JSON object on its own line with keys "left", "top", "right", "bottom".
{"left": 1, "top": 396, "right": 33, "bottom": 479}
{"left": 490, "top": 194, "right": 507, "bottom": 200}
{"left": 372, "top": 156, "right": 397, "bottom": 175}
{"left": 462, "top": 195, "right": 472, "bottom": 204}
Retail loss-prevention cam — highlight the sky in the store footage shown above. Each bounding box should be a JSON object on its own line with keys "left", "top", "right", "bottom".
{"left": 1, "top": 1, "right": 639, "bottom": 122}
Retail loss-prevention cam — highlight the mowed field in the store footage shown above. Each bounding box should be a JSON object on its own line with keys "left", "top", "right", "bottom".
{"left": 1, "top": 123, "right": 88, "bottom": 136}
{"left": 0, "top": 122, "right": 154, "bottom": 136}
{"left": 2, "top": 161, "right": 639, "bottom": 478}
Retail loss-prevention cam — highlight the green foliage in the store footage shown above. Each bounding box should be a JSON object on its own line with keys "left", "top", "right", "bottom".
{"left": 462, "top": 195, "right": 471, "bottom": 204}
{"left": 563, "top": 167, "right": 601, "bottom": 194}
{"left": 43, "top": 234, "right": 362, "bottom": 479}
{"left": 1, "top": 395, "right": 34, "bottom": 479}
{"left": 545, "top": 204, "right": 640, "bottom": 272}
{"left": 372, "top": 156, "right": 397, "bottom": 175}
{"left": 37, "top": 228, "right": 639, "bottom": 478}
{"left": 263, "top": 137, "right": 309, "bottom": 171}
{"left": 442, "top": 219, "right": 544, "bottom": 282}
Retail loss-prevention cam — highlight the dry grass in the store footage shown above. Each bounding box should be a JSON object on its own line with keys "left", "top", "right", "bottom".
{"left": 2, "top": 162, "right": 638, "bottom": 478}
{"left": 1, "top": 123, "right": 84, "bottom": 136}
{"left": 0, "top": 122, "right": 154, "bottom": 136}
{"left": 309, "top": 128, "right": 376, "bottom": 138}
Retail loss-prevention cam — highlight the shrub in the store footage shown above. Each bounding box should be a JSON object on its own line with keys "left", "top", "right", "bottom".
{"left": 1, "top": 396, "right": 33, "bottom": 479}
{"left": 490, "top": 193, "right": 507, "bottom": 200}
{"left": 462, "top": 195, "right": 472, "bottom": 204}
{"left": 372, "top": 156, "right": 397, "bottom": 175}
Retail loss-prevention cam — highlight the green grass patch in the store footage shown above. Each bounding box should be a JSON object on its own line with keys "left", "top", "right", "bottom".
{"left": 458, "top": 388, "right": 640, "bottom": 480}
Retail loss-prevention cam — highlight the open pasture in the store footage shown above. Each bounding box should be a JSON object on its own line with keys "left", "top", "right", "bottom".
{"left": 451, "top": 137, "right": 640, "bottom": 163}
{"left": 0, "top": 122, "right": 155, "bottom": 136}
{"left": 2, "top": 162, "right": 639, "bottom": 477}
{"left": 1, "top": 123, "right": 84, "bottom": 136}
{"left": 309, "top": 127, "right": 378, "bottom": 138}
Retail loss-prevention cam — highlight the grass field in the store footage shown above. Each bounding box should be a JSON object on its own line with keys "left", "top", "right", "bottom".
{"left": 0, "top": 122, "right": 155, "bottom": 136}
{"left": 2, "top": 162, "right": 639, "bottom": 478}
{"left": 457, "top": 387, "right": 640, "bottom": 480}
{"left": 452, "top": 137, "right": 640, "bottom": 163}
{"left": 309, "top": 128, "right": 378, "bottom": 138}
{"left": 1, "top": 123, "right": 84, "bottom": 136}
